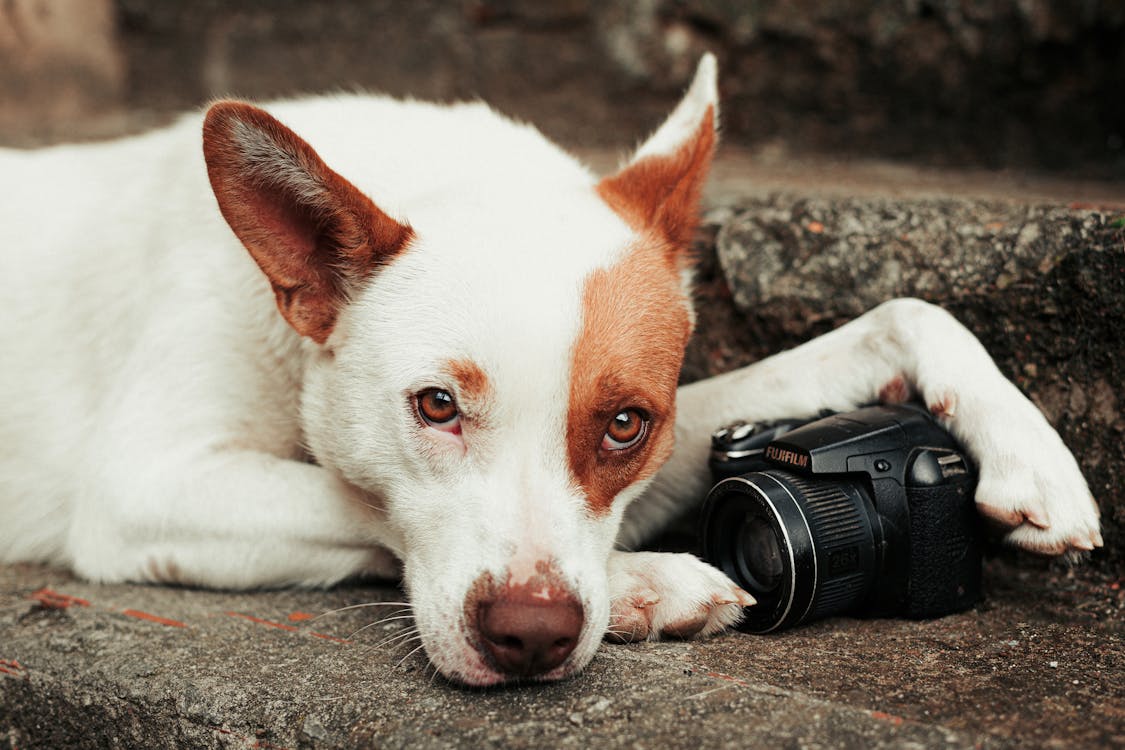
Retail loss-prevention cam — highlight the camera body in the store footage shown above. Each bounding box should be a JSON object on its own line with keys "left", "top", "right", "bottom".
{"left": 700, "top": 403, "right": 983, "bottom": 633}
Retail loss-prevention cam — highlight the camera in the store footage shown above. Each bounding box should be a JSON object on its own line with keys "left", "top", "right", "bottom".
{"left": 699, "top": 403, "right": 983, "bottom": 633}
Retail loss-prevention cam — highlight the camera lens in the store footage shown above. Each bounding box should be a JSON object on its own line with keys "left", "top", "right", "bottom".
{"left": 734, "top": 511, "right": 784, "bottom": 596}
{"left": 700, "top": 471, "right": 880, "bottom": 633}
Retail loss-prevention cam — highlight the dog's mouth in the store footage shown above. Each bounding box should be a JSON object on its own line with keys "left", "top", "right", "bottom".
{"left": 404, "top": 619, "right": 595, "bottom": 688}
{"left": 438, "top": 645, "right": 586, "bottom": 688}
{"left": 445, "top": 619, "right": 602, "bottom": 687}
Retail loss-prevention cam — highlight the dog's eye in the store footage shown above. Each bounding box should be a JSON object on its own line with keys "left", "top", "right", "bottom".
{"left": 602, "top": 409, "right": 648, "bottom": 451}
{"left": 417, "top": 389, "right": 460, "bottom": 429}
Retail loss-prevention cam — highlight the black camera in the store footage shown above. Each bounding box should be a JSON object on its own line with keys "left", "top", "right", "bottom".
{"left": 700, "top": 403, "right": 983, "bottom": 633}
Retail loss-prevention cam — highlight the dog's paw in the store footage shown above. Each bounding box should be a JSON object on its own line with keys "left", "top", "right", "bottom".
{"left": 604, "top": 551, "right": 753, "bottom": 643}
{"left": 935, "top": 387, "right": 1102, "bottom": 557}
{"left": 975, "top": 448, "right": 1102, "bottom": 557}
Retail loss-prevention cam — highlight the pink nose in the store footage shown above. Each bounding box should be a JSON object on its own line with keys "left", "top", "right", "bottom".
{"left": 477, "top": 593, "right": 584, "bottom": 678}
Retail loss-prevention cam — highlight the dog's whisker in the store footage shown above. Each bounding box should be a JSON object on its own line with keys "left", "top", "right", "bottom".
{"left": 361, "top": 627, "right": 421, "bottom": 655}
{"left": 346, "top": 614, "right": 415, "bottom": 643}
{"left": 354, "top": 497, "right": 386, "bottom": 515}
{"left": 368, "top": 627, "right": 422, "bottom": 651}
{"left": 366, "top": 633, "right": 424, "bottom": 663}
{"left": 347, "top": 615, "right": 415, "bottom": 641}
{"left": 312, "top": 601, "right": 412, "bottom": 621}
{"left": 346, "top": 621, "right": 386, "bottom": 640}
{"left": 368, "top": 609, "right": 417, "bottom": 628}
{"left": 364, "top": 607, "right": 414, "bottom": 625}
{"left": 367, "top": 613, "right": 417, "bottom": 627}
{"left": 603, "top": 622, "right": 646, "bottom": 640}
{"left": 395, "top": 642, "right": 428, "bottom": 670}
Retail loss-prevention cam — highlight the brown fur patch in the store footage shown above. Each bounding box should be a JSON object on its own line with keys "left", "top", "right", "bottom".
{"left": 441, "top": 358, "right": 493, "bottom": 429}
{"left": 445, "top": 359, "right": 492, "bottom": 402}
{"left": 596, "top": 106, "right": 716, "bottom": 254}
{"left": 567, "top": 236, "right": 693, "bottom": 515}
{"left": 203, "top": 101, "right": 414, "bottom": 344}
{"left": 569, "top": 105, "right": 715, "bottom": 515}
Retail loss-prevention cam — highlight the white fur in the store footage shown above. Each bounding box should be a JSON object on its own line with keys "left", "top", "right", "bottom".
{"left": 0, "top": 54, "right": 1099, "bottom": 686}
{"left": 630, "top": 51, "right": 717, "bottom": 162}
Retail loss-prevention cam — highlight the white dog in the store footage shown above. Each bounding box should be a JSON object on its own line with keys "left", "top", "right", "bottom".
{"left": 0, "top": 55, "right": 1101, "bottom": 685}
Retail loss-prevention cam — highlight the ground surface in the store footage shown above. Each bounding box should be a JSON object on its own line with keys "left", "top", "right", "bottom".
{"left": 1, "top": 558, "right": 1121, "bottom": 750}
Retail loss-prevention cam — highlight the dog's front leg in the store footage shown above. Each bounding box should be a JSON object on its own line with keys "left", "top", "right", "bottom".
{"left": 625, "top": 297, "right": 1101, "bottom": 556}
{"left": 67, "top": 453, "right": 399, "bottom": 588}
{"left": 607, "top": 296, "right": 1098, "bottom": 643}
{"left": 607, "top": 298, "right": 1101, "bottom": 641}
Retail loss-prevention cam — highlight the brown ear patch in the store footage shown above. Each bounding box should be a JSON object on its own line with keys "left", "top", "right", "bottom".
{"left": 566, "top": 236, "right": 693, "bottom": 515}
{"left": 596, "top": 106, "right": 716, "bottom": 255}
{"left": 203, "top": 101, "right": 414, "bottom": 343}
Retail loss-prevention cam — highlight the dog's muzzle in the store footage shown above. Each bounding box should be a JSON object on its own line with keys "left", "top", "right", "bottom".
{"left": 464, "top": 565, "right": 585, "bottom": 680}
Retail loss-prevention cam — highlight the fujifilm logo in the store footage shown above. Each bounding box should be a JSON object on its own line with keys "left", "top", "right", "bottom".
{"left": 765, "top": 445, "right": 810, "bottom": 469}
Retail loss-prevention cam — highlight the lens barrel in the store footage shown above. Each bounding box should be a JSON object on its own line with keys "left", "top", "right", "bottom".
{"left": 701, "top": 470, "right": 880, "bottom": 633}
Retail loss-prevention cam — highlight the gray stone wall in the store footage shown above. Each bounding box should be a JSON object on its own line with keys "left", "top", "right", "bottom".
{"left": 685, "top": 201, "right": 1124, "bottom": 568}
{"left": 2, "top": 0, "right": 1123, "bottom": 174}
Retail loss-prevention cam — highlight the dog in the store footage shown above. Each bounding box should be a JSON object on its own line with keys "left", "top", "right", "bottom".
{"left": 0, "top": 55, "right": 1101, "bottom": 685}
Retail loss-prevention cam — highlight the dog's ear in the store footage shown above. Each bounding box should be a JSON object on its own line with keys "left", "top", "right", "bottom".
{"left": 597, "top": 53, "right": 718, "bottom": 253}
{"left": 203, "top": 101, "right": 413, "bottom": 344}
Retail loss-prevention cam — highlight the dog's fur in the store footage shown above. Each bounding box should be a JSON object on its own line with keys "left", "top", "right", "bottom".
{"left": 0, "top": 56, "right": 1101, "bottom": 685}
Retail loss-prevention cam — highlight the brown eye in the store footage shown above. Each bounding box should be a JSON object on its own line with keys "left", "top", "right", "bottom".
{"left": 602, "top": 409, "right": 648, "bottom": 451}
{"left": 417, "top": 389, "right": 460, "bottom": 428}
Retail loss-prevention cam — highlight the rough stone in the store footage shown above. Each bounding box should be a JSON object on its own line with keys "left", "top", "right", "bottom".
{"left": 0, "top": 0, "right": 127, "bottom": 141}
{"left": 1, "top": 1, "right": 1122, "bottom": 173}
{"left": 712, "top": 198, "right": 1117, "bottom": 324}
{"left": 682, "top": 190, "right": 1124, "bottom": 571}
{"left": 1, "top": 560, "right": 1121, "bottom": 749}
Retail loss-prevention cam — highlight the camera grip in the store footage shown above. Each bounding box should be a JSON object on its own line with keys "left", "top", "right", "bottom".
{"left": 905, "top": 478, "right": 983, "bottom": 618}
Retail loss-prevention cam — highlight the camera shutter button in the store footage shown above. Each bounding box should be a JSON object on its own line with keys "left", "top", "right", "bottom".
{"left": 730, "top": 422, "right": 756, "bottom": 441}
{"left": 874, "top": 459, "right": 892, "bottom": 472}
{"left": 712, "top": 421, "right": 753, "bottom": 449}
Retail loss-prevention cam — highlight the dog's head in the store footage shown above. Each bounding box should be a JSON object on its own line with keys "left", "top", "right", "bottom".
{"left": 202, "top": 56, "right": 718, "bottom": 685}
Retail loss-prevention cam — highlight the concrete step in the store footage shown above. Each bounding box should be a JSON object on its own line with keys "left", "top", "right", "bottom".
{"left": 2, "top": 559, "right": 1120, "bottom": 749}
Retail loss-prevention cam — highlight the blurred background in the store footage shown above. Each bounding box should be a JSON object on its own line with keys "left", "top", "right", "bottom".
{"left": 1, "top": 0, "right": 1123, "bottom": 178}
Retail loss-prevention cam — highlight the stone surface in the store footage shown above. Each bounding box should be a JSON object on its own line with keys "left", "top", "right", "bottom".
{"left": 680, "top": 188, "right": 1124, "bottom": 571}
{"left": 1, "top": 1, "right": 1122, "bottom": 173}
{"left": 1, "top": 559, "right": 1121, "bottom": 749}
{"left": 0, "top": 0, "right": 128, "bottom": 142}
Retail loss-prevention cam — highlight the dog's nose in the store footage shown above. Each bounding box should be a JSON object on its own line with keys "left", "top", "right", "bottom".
{"left": 476, "top": 589, "right": 584, "bottom": 678}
